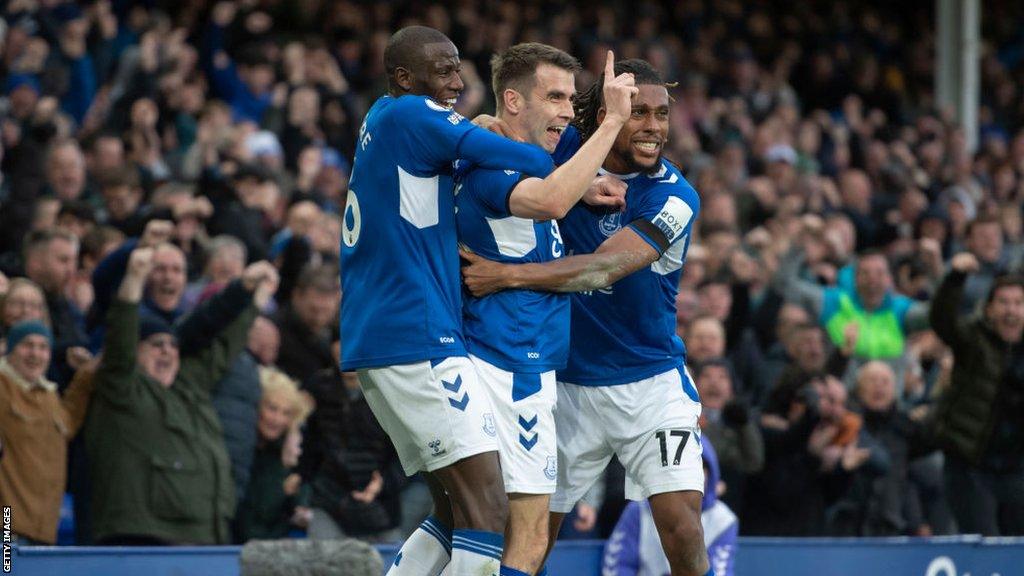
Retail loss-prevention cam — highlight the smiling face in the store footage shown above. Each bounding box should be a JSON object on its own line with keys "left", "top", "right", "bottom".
{"left": 603, "top": 84, "right": 670, "bottom": 174}
{"left": 986, "top": 284, "right": 1024, "bottom": 343}
{"left": 6, "top": 334, "right": 51, "bottom": 383}
{"left": 137, "top": 333, "right": 180, "bottom": 388}
{"left": 2, "top": 283, "right": 47, "bottom": 329}
{"left": 504, "top": 63, "right": 576, "bottom": 152}
{"left": 400, "top": 41, "right": 464, "bottom": 108}
{"left": 258, "top": 391, "right": 296, "bottom": 442}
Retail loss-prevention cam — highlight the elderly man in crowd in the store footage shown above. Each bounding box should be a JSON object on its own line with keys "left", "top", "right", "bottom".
{"left": 85, "top": 244, "right": 277, "bottom": 544}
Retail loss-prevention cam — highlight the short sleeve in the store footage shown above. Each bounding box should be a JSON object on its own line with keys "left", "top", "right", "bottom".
{"left": 397, "top": 96, "right": 477, "bottom": 169}
{"left": 628, "top": 183, "right": 700, "bottom": 255}
{"left": 395, "top": 96, "right": 553, "bottom": 177}
{"left": 463, "top": 168, "right": 524, "bottom": 218}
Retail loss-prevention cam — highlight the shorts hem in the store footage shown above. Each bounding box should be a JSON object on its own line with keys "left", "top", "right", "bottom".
{"left": 505, "top": 482, "right": 556, "bottom": 495}
{"left": 629, "top": 480, "right": 705, "bottom": 500}
{"left": 548, "top": 498, "right": 582, "bottom": 514}
{"left": 416, "top": 442, "right": 500, "bottom": 476}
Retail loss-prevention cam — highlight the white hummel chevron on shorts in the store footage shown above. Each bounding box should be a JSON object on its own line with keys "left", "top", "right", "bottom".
{"left": 470, "top": 355, "right": 558, "bottom": 494}
{"left": 357, "top": 356, "right": 499, "bottom": 476}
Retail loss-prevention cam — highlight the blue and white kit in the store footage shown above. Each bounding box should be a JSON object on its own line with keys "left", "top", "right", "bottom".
{"left": 548, "top": 134, "right": 706, "bottom": 511}
{"left": 456, "top": 163, "right": 569, "bottom": 493}
{"left": 341, "top": 94, "right": 553, "bottom": 475}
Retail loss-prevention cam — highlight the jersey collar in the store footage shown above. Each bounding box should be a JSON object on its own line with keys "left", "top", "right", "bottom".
{"left": 597, "top": 167, "right": 640, "bottom": 180}
{"left": 597, "top": 161, "right": 667, "bottom": 181}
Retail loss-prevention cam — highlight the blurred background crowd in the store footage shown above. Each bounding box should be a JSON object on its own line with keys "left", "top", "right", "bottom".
{"left": 0, "top": 0, "right": 1023, "bottom": 549}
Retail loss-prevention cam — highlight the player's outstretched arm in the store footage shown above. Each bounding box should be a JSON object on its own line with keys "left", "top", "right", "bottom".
{"left": 507, "top": 51, "right": 637, "bottom": 220}
{"left": 461, "top": 226, "right": 659, "bottom": 296}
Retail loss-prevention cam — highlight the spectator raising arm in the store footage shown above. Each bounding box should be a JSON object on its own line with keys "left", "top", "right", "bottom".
{"left": 930, "top": 253, "right": 979, "bottom": 350}
{"left": 92, "top": 246, "right": 155, "bottom": 404}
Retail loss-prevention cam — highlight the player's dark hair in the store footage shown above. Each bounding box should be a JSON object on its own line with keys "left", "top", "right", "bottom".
{"left": 490, "top": 43, "right": 580, "bottom": 112}
{"left": 572, "top": 58, "right": 669, "bottom": 143}
{"left": 384, "top": 25, "right": 452, "bottom": 88}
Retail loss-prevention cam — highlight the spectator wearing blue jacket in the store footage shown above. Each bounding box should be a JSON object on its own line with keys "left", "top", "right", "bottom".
{"left": 203, "top": 3, "right": 274, "bottom": 124}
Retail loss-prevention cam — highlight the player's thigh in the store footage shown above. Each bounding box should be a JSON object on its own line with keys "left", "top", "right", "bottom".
{"left": 612, "top": 367, "right": 704, "bottom": 502}
{"left": 358, "top": 356, "right": 500, "bottom": 477}
{"left": 550, "top": 382, "right": 614, "bottom": 513}
{"left": 471, "top": 356, "right": 558, "bottom": 495}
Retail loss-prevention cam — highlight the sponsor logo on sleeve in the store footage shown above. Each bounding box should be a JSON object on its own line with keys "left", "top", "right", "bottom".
{"left": 651, "top": 196, "right": 694, "bottom": 244}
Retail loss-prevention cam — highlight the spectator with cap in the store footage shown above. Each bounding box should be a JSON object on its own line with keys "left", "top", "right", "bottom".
{"left": 0, "top": 278, "right": 50, "bottom": 352}
{"left": 0, "top": 320, "right": 96, "bottom": 544}
{"left": 85, "top": 245, "right": 278, "bottom": 545}
{"left": 930, "top": 252, "right": 1024, "bottom": 536}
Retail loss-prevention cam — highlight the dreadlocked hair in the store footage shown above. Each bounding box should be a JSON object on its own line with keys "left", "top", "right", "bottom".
{"left": 571, "top": 58, "right": 675, "bottom": 143}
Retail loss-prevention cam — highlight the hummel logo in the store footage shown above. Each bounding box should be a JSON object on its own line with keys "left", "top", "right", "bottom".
{"left": 442, "top": 375, "right": 463, "bottom": 393}
{"left": 519, "top": 432, "right": 538, "bottom": 451}
{"left": 519, "top": 414, "right": 538, "bottom": 431}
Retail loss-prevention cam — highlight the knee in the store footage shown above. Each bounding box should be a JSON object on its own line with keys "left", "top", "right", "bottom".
{"left": 662, "top": 519, "right": 709, "bottom": 576}
{"left": 462, "top": 482, "right": 509, "bottom": 532}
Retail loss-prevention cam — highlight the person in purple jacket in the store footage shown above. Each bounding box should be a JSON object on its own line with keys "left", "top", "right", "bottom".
{"left": 604, "top": 440, "right": 738, "bottom": 576}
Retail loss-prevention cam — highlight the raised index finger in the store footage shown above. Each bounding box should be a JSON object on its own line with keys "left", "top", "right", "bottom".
{"left": 605, "top": 50, "right": 615, "bottom": 81}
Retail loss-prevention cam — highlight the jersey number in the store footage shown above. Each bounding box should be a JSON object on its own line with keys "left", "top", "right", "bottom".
{"left": 655, "top": 429, "right": 690, "bottom": 466}
{"left": 550, "top": 221, "right": 564, "bottom": 258}
{"left": 343, "top": 189, "right": 362, "bottom": 247}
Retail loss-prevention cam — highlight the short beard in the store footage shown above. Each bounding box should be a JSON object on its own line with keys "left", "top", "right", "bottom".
{"left": 620, "top": 150, "right": 663, "bottom": 175}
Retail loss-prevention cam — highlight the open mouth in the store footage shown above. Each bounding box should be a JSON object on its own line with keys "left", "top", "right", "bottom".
{"left": 547, "top": 125, "right": 566, "bottom": 136}
{"left": 443, "top": 97, "right": 458, "bottom": 109}
{"left": 633, "top": 141, "right": 662, "bottom": 155}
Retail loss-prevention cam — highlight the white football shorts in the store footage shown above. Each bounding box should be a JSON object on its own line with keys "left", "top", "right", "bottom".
{"left": 550, "top": 365, "right": 704, "bottom": 513}
{"left": 470, "top": 355, "right": 558, "bottom": 494}
{"left": 357, "top": 356, "right": 499, "bottom": 476}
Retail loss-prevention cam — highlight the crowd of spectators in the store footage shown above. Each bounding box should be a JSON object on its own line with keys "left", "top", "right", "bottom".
{"left": 1, "top": 0, "right": 1023, "bottom": 548}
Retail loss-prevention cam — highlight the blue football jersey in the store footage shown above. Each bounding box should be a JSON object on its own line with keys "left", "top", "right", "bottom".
{"left": 341, "top": 95, "right": 554, "bottom": 370}
{"left": 557, "top": 160, "right": 701, "bottom": 386}
{"left": 455, "top": 164, "right": 570, "bottom": 373}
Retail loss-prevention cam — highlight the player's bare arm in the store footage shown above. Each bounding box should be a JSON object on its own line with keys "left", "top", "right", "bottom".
{"left": 507, "top": 51, "right": 636, "bottom": 220}
{"left": 461, "top": 225, "right": 659, "bottom": 296}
